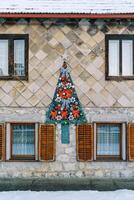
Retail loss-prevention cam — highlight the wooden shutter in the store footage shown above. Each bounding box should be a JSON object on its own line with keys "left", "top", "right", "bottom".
{"left": 128, "top": 123, "right": 134, "bottom": 161}
{"left": 39, "top": 124, "right": 55, "bottom": 161}
{"left": 0, "top": 124, "right": 4, "bottom": 161}
{"left": 76, "top": 124, "right": 93, "bottom": 161}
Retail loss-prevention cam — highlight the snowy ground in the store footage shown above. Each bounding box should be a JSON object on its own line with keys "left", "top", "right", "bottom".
{"left": 0, "top": 190, "right": 134, "bottom": 200}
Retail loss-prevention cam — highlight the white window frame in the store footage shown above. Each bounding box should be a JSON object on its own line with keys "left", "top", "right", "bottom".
{"left": 93, "top": 122, "right": 126, "bottom": 161}
{"left": 6, "top": 122, "right": 38, "bottom": 161}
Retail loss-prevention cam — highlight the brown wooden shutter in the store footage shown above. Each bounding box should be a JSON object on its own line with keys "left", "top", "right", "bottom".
{"left": 39, "top": 124, "right": 55, "bottom": 161}
{"left": 76, "top": 124, "right": 93, "bottom": 161}
{"left": 0, "top": 124, "right": 4, "bottom": 161}
{"left": 128, "top": 123, "right": 134, "bottom": 161}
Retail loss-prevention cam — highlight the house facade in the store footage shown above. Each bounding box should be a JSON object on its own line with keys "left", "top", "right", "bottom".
{"left": 0, "top": 0, "right": 134, "bottom": 179}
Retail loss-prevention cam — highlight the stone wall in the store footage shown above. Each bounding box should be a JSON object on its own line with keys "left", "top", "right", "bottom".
{"left": 0, "top": 107, "right": 134, "bottom": 179}
{"left": 0, "top": 19, "right": 134, "bottom": 179}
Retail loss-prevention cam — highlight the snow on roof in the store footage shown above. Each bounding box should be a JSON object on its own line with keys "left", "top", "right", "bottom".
{"left": 0, "top": 0, "right": 134, "bottom": 14}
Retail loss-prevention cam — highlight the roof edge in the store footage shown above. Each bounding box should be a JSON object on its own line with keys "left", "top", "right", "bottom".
{"left": 0, "top": 13, "right": 134, "bottom": 18}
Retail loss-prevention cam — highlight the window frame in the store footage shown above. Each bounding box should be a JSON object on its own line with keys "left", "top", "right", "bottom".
{"left": 10, "top": 122, "right": 36, "bottom": 161}
{"left": 105, "top": 34, "right": 134, "bottom": 81}
{"left": 94, "top": 122, "right": 127, "bottom": 161}
{"left": 0, "top": 34, "right": 29, "bottom": 81}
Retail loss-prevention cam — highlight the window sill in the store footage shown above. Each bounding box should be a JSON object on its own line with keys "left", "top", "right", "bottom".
{"left": 0, "top": 76, "right": 28, "bottom": 81}
{"left": 106, "top": 76, "right": 134, "bottom": 81}
{"left": 5, "top": 160, "right": 39, "bottom": 162}
{"left": 10, "top": 155, "right": 36, "bottom": 161}
{"left": 95, "top": 156, "right": 124, "bottom": 162}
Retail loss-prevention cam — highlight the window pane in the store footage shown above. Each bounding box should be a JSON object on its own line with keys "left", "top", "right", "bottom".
{"left": 122, "top": 40, "right": 133, "bottom": 76}
{"left": 97, "top": 124, "right": 120, "bottom": 156}
{"left": 14, "top": 40, "right": 25, "bottom": 76}
{"left": 108, "top": 40, "right": 119, "bottom": 76}
{"left": 12, "top": 124, "right": 35, "bottom": 156}
{"left": 0, "top": 40, "right": 8, "bottom": 76}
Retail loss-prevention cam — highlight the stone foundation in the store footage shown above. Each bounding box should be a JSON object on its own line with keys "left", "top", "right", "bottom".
{"left": 0, "top": 177, "right": 134, "bottom": 191}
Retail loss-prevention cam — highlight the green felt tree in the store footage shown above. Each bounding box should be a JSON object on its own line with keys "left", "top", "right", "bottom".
{"left": 46, "top": 61, "right": 87, "bottom": 143}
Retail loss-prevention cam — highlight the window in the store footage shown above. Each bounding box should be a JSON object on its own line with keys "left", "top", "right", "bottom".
{"left": 5, "top": 123, "right": 55, "bottom": 162}
{"left": 11, "top": 123, "right": 35, "bottom": 160}
{"left": 94, "top": 123, "right": 126, "bottom": 161}
{"left": 0, "top": 34, "right": 28, "bottom": 80}
{"left": 105, "top": 35, "right": 134, "bottom": 80}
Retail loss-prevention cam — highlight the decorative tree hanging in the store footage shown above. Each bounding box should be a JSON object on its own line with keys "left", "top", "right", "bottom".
{"left": 46, "top": 60, "right": 87, "bottom": 144}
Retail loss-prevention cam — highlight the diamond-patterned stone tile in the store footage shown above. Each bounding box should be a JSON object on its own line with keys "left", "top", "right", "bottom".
{"left": 88, "top": 38, "right": 97, "bottom": 49}
{"left": 80, "top": 94, "right": 90, "bottom": 106}
{"left": 48, "top": 76, "right": 58, "bottom": 87}
{"left": 22, "top": 101, "right": 33, "bottom": 107}
{"left": 118, "top": 96, "right": 131, "bottom": 107}
{"left": 0, "top": 100, "right": 6, "bottom": 106}
{"left": 41, "top": 69, "right": 52, "bottom": 81}
{"left": 76, "top": 43, "right": 91, "bottom": 56}
{"left": 60, "top": 37, "right": 72, "bottom": 49}
{"left": 41, "top": 95, "right": 52, "bottom": 107}
{"left": 81, "top": 52, "right": 96, "bottom": 67}
{"left": 28, "top": 95, "right": 40, "bottom": 106}
{"left": 29, "top": 50, "right": 34, "bottom": 59}
{"left": 29, "top": 69, "right": 40, "bottom": 81}
{"left": 1, "top": 82, "right": 13, "bottom": 93}
{"left": 15, "top": 95, "right": 27, "bottom": 106}
{"left": 48, "top": 38, "right": 59, "bottom": 47}
{"left": 79, "top": 70, "right": 90, "bottom": 81}
{"left": 35, "top": 77, "right": 46, "bottom": 88}
{"left": 15, "top": 82, "right": 26, "bottom": 93}
{"left": 30, "top": 43, "right": 39, "bottom": 54}
{"left": 75, "top": 51, "right": 84, "bottom": 60}
{"left": 36, "top": 62, "right": 46, "bottom": 74}
{"left": 28, "top": 82, "right": 40, "bottom": 93}
{"left": 78, "top": 32, "right": 92, "bottom": 44}
{"left": 29, "top": 56, "right": 40, "bottom": 71}
{"left": 117, "top": 82, "right": 134, "bottom": 100}
{"left": 22, "top": 89, "right": 33, "bottom": 100}
{"left": 87, "top": 89, "right": 107, "bottom": 107}
{"left": 1, "top": 94, "right": 13, "bottom": 106}
{"left": 71, "top": 64, "right": 84, "bottom": 78}
{"left": 60, "top": 26, "right": 71, "bottom": 34}
{"left": 93, "top": 82, "right": 103, "bottom": 93}
{"left": 0, "top": 88, "right": 6, "bottom": 99}
{"left": 93, "top": 32, "right": 105, "bottom": 43}
{"left": 54, "top": 30, "right": 66, "bottom": 42}
{"left": 101, "top": 89, "right": 116, "bottom": 106}
{"left": 35, "top": 50, "right": 48, "bottom": 61}
{"left": 55, "top": 43, "right": 65, "bottom": 54}
{"left": 80, "top": 83, "right": 90, "bottom": 93}
{"left": 92, "top": 56, "right": 104, "bottom": 69}
{"left": 86, "top": 64, "right": 103, "bottom": 81}
{"left": 42, "top": 82, "right": 54, "bottom": 99}
{"left": 35, "top": 89, "right": 45, "bottom": 100}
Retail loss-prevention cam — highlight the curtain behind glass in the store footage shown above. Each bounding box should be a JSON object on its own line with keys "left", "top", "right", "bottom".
{"left": 97, "top": 124, "right": 120, "bottom": 156}
{"left": 0, "top": 40, "right": 8, "bottom": 76}
{"left": 12, "top": 124, "right": 35, "bottom": 156}
{"left": 108, "top": 40, "right": 119, "bottom": 76}
{"left": 122, "top": 40, "right": 133, "bottom": 76}
{"left": 14, "top": 40, "right": 25, "bottom": 76}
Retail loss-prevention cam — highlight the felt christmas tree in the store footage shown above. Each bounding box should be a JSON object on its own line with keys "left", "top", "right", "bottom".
{"left": 46, "top": 61, "right": 87, "bottom": 143}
